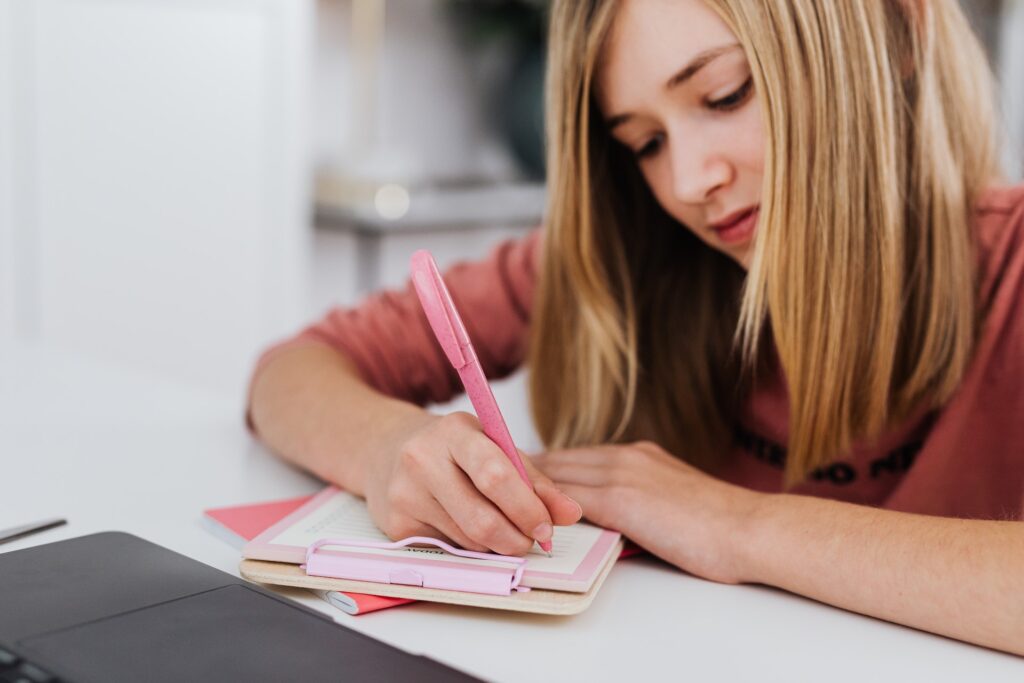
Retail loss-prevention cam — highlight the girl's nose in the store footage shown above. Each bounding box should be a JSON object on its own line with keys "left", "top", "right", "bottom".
{"left": 669, "top": 134, "right": 733, "bottom": 205}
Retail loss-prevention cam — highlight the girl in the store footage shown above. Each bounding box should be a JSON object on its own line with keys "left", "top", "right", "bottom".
{"left": 249, "top": 0, "right": 1024, "bottom": 655}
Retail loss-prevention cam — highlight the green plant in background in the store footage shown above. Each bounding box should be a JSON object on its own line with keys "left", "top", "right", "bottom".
{"left": 445, "top": 0, "right": 551, "bottom": 180}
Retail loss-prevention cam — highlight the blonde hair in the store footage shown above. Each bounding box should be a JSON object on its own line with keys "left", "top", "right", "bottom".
{"left": 529, "top": 0, "right": 1002, "bottom": 483}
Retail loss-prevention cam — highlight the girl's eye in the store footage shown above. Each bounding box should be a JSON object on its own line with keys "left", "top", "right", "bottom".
{"left": 707, "top": 76, "right": 754, "bottom": 111}
{"left": 634, "top": 135, "right": 663, "bottom": 160}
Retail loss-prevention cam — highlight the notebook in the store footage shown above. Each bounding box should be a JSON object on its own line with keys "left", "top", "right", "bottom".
{"left": 204, "top": 494, "right": 312, "bottom": 545}
{"left": 241, "top": 485, "right": 622, "bottom": 614}
{"left": 243, "top": 486, "right": 622, "bottom": 596}
{"left": 203, "top": 495, "right": 412, "bottom": 615}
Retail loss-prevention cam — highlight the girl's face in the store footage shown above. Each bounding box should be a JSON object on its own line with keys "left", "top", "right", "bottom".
{"left": 596, "top": 0, "right": 765, "bottom": 268}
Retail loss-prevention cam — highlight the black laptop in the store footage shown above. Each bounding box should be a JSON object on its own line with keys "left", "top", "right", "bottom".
{"left": 0, "top": 532, "right": 479, "bottom": 682}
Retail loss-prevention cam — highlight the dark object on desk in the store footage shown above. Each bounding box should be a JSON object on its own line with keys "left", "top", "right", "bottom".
{"left": 0, "top": 518, "right": 66, "bottom": 546}
{"left": 0, "top": 532, "right": 479, "bottom": 683}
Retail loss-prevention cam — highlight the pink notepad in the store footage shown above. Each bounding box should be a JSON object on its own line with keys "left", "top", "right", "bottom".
{"left": 244, "top": 487, "right": 623, "bottom": 594}
{"left": 203, "top": 495, "right": 413, "bottom": 615}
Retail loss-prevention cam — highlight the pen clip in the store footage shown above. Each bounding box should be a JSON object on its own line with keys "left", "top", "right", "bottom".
{"left": 304, "top": 536, "right": 530, "bottom": 593}
{"left": 411, "top": 250, "right": 471, "bottom": 369}
{"left": 306, "top": 536, "right": 527, "bottom": 568}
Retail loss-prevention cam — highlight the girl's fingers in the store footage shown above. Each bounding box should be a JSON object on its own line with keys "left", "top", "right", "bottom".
{"left": 382, "top": 485, "right": 488, "bottom": 552}
{"left": 418, "top": 496, "right": 489, "bottom": 552}
{"left": 449, "top": 435, "right": 555, "bottom": 548}
{"left": 521, "top": 456, "right": 584, "bottom": 526}
{"left": 534, "top": 447, "right": 612, "bottom": 467}
{"left": 381, "top": 514, "right": 463, "bottom": 550}
{"left": 550, "top": 483, "right": 619, "bottom": 530}
{"left": 532, "top": 458, "right": 611, "bottom": 487}
{"left": 426, "top": 457, "right": 537, "bottom": 555}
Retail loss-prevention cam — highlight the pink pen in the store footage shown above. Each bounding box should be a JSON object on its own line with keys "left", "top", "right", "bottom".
{"left": 410, "top": 250, "right": 553, "bottom": 554}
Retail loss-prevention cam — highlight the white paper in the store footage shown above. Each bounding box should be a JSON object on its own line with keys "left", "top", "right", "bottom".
{"left": 268, "top": 490, "right": 612, "bottom": 580}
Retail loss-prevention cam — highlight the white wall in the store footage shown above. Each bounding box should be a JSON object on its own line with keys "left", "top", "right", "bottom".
{"left": 1, "top": 0, "right": 313, "bottom": 397}
{"left": 0, "top": 0, "right": 15, "bottom": 347}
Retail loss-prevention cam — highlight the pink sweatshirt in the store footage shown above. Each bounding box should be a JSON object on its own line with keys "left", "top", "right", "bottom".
{"left": 253, "top": 184, "right": 1024, "bottom": 520}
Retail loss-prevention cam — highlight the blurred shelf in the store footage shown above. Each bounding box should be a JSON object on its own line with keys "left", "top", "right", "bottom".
{"left": 315, "top": 174, "right": 546, "bottom": 234}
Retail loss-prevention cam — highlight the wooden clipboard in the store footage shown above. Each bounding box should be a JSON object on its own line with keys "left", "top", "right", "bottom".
{"left": 240, "top": 538, "right": 622, "bottom": 616}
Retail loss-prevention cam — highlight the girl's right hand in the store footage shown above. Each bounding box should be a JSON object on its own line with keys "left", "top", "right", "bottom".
{"left": 363, "top": 411, "right": 584, "bottom": 556}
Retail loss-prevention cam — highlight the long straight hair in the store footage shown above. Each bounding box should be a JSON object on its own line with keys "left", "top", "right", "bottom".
{"left": 529, "top": 0, "right": 1001, "bottom": 483}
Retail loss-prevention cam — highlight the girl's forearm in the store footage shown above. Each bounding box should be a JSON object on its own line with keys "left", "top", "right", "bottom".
{"left": 740, "top": 494, "right": 1024, "bottom": 655}
{"left": 248, "top": 344, "right": 432, "bottom": 495}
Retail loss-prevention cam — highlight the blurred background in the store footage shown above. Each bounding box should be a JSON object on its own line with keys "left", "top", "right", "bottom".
{"left": 1, "top": 0, "right": 1022, "bottom": 448}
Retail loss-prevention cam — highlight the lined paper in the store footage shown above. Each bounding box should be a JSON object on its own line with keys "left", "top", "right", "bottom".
{"left": 267, "top": 489, "right": 610, "bottom": 578}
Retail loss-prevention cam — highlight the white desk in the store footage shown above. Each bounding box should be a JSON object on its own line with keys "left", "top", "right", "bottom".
{"left": 2, "top": 344, "right": 1022, "bottom": 682}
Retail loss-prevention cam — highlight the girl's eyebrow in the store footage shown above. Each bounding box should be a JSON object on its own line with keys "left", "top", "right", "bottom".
{"left": 664, "top": 43, "right": 741, "bottom": 91}
{"left": 606, "top": 42, "right": 742, "bottom": 131}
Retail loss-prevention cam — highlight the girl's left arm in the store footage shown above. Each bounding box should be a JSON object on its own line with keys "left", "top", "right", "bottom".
{"left": 533, "top": 442, "right": 1024, "bottom": 656}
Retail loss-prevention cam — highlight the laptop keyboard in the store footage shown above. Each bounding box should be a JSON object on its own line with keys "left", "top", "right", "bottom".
{"left": 0, "top": 646, "right": 58, "bottom": 683}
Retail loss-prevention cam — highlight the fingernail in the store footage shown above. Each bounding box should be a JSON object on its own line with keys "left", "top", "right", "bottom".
{"left": 563, "top": 493, "right": 583, "bottom": 518}
{"left": 532, "top": 522, "right": 553, "bottom": 543}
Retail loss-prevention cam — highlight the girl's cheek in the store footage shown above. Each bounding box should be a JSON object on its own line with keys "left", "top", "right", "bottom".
{"left": 710, "top": 113, "right": 762, "bottom": 169}
{"left": 736, "top": 106, "right": 766, "bottom": 170}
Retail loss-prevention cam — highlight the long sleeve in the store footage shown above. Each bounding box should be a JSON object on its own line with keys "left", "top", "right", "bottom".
{"left": 251, "top": 229, "right": 542, "bottom": 408}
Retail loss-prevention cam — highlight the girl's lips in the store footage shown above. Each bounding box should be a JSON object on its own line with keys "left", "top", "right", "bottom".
{"left": 711, "top": 207, "right": 759, "bottom": 245}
